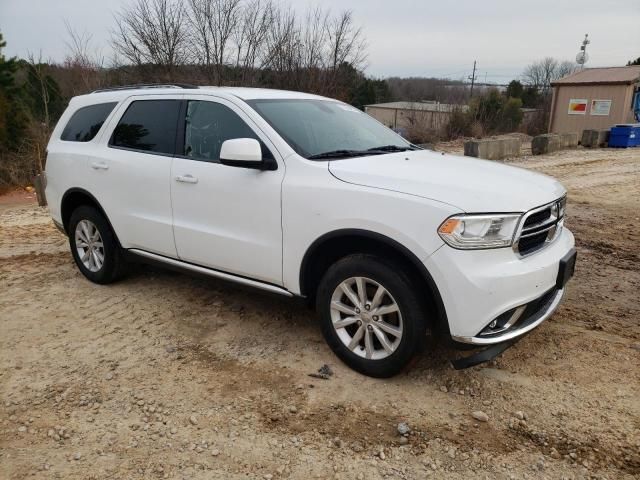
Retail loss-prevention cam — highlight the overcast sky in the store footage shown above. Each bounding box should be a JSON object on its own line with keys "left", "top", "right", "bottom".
{"left": 1, "top": 0, "right": 638, "bottom": 83}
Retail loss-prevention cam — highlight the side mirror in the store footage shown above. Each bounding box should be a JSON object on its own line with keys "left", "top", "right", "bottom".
{"left": 220, "top": 138, "right": 274, "bottom": 170}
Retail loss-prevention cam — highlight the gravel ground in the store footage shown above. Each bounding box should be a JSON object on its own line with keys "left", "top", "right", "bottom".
{"left": 1, "top": 147, "right": 639, "bottom": 479}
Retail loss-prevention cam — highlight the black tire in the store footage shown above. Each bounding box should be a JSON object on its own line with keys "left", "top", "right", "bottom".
{"left": 68, "top": 205, "right": 126, "bottom": 284}
{"left": 316, "top": 254, "right": 429, "bottom": 378}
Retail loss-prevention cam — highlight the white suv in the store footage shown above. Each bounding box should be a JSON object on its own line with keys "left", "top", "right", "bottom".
{"left": 45, "top": 84, "right": 576, "bottom": 377}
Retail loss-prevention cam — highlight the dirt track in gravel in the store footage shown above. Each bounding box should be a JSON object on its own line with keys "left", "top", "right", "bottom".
{"left": 1, "top": 147, "right": 639, "bottom": 479}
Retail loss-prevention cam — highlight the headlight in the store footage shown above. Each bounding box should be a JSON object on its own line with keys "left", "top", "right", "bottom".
{"left": 438, "top": 213, "right": 522, "bottom": 249}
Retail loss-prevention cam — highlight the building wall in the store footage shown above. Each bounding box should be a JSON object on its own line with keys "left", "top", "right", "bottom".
{"left": 365, "top": 107, "right": 398, "bottom": 128}
{"left": 549, "top": 83, "right": 637, "bottom": 136}
{"left": 365, "top": 106, "right": 453, "bottom": 133}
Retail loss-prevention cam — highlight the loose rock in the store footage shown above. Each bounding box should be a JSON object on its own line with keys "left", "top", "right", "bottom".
{"left": 397, "top": 422, "right": 410, "bottom": 436}
{"left": 471, "top": 411, "right": 489, "bottom": 422}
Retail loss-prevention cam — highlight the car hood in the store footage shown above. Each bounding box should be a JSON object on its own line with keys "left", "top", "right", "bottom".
{"left": 328, "top": 150, "right": 566, "bottom": 212}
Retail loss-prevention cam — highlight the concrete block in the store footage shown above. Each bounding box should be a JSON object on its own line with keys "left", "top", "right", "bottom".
{"left": 464, "top": 139, "right": 490, "bottom": 158}
{"left": 463, "top": 137, "right": 521, "bottom": 160}
{"left": 531, "top": 134, "right": 563, "bottom": 155}
{"left": 581, "top": 129, "right": 610, "bottom": 148}
{"left": 558, "top": 132, "right": 579, "bottom": 148}
{"left": 501, "top": 137, "right": 522, "bottom": 157}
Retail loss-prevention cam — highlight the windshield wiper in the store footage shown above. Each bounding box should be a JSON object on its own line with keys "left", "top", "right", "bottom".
{"left": 308, "top": 145, "right": 420, "bottom": 160}
{"left": 366, "top": 144, "right": 420, "bottom": 152}
{"left": 308, "top": 149, "right": 383, "bottom": 160}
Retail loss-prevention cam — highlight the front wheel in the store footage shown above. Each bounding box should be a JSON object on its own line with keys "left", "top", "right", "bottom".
{"left": 316, "top": 254, "right": 429, "bottom": 378}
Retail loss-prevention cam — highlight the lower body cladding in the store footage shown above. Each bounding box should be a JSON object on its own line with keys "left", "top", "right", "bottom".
{"left": 423, "top": 228, "right": 576, "bottom": 369}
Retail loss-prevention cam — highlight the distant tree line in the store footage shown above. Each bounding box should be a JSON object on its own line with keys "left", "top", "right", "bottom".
{"left": 386, "top": 77, "right": 467, "bottom": 104}
{"left": 108, "top": 0, "right": 381, "bottom": 101}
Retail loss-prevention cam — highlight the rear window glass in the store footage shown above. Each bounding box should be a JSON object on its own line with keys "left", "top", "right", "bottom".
{"left": 60, "top": 102, "right": 117, "bottom": 142}
{"left": 110, "top": 100, "right": 181, "bottom": 155}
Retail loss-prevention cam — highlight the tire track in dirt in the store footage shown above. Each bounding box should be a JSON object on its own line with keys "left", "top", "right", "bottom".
{"left": 2, "top": 149, "right": 640, "bottom": 479}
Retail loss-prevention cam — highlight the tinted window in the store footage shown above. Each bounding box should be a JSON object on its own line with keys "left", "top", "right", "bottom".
{"left": 61, "top": 102, "right": 117, "bottom": 142}
{"left": 111, "top": 100, "right": 181, "bottom": 155}
{"left": 183, "top": 101, "right": 268, "bottom": 162}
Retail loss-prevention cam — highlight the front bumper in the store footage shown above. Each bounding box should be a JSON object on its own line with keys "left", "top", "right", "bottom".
{"left": 424, "top": 227, "right": 575, "bottom": 344}
{"left": 452, "top": 286, "right": 565, "bottom": 345}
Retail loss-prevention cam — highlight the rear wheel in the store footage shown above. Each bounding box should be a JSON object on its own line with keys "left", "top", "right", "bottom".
{"left": 316, "top": 254, "right": 429, "bottom": 377}
{"left": 68, "top": 206, "right": 126, "bottom": 284}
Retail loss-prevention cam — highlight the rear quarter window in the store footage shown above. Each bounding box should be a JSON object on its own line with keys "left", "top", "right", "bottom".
{"left": 60, "top": 102, "right": 118, "bottom": 142}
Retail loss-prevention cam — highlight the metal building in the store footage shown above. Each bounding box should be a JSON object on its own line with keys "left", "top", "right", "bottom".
{"left": 364, "top": 101, "right": 467, "bottom": 134}
{"left": 549, "top": 66, "right": 640, "bottom": 137}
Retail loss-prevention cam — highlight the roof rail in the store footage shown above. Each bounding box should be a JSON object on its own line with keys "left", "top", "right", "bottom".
{"left": 91, "top": 83, "right": 199, "bottom": 93}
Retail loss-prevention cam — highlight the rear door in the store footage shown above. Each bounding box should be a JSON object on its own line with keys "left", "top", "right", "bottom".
{"left": 88, "top": 95, "right": 182, "bottom": 257}
{"left": 170, "top": 96, "right": 284, "bottom": 284}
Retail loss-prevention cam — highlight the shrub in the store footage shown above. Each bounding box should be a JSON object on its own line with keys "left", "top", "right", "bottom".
{"left": 498, "top": 97, "right": 523, "bottom": 132}
{"left": 445, "top": 89, "right": 524, "bottom": 139}
{"left": 445, "top": 108, "right": 473, "bottom": 139}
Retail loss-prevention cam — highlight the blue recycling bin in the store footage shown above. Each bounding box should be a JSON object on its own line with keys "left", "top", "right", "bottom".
{"left": 608, "top": 124, "right": 640, "bottom": 148}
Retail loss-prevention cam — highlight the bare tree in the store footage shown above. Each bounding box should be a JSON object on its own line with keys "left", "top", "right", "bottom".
{"left": 63, "top": 22, "right": 106, "bottom": 94}
{"left": 110, "top": 0, "right": 369, "bottom": 95}
{"left": 232, "top": 0, "right": 273, "bottom": 84}
{"left": 522, "top": 57, "right": 577, "bottom": 92}
{"left": 323, "top": 11, "right": 367, "bottom": 95}
{"left": 24, "top": 53, "right": 57, "bottom": 175}
{"left": 301, "top": 7, "right": 329, "bottom": 70}
{"left": 112, "top": 0, "right": 188, "bottom": 78}
{"left": 26, "top": 53, "right": 51, "bottom": 129}
{"left": 186, "top": 0, "right": 242, "bottom": 84}
{"left": 326, "top": 11, "right": 366, "bottom": 72}
{"left": 261, "top": 6, "right": 299, "bottom": 79}
{"left": 556, "top": 60, "right": 578, "bottom": 79}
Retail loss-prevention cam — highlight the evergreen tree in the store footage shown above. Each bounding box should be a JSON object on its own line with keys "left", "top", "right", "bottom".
{"left": 0, "top": 31, "right": 28, "bottom": 151}
{"left": 506, "top": 80, "right": 524, "bottom": 100}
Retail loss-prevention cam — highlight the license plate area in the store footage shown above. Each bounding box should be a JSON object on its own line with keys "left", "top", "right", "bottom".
{"left": 556, "top": 248, "right": 577, "bottom": 290}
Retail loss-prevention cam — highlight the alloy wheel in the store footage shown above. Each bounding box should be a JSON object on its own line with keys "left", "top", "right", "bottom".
{"left": 74, "top": 219, "right": 105, "bottom": 272}
{"left": 329, "top": 276, "right": 403, "bottom": 360}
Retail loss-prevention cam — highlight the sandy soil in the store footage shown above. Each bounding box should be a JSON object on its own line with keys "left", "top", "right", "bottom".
{"left": 1, "top": 147, "right": 639, "bottom": 479}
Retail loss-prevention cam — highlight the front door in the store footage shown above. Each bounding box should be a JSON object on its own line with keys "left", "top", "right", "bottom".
{"left": 170, "top": 97, "right": 284, "bottom": 285}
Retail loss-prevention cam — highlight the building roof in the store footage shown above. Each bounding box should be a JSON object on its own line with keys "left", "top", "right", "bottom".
{"left": 365, "top": 101, "right": 467, "bottom": 113}
{"left": 551, "top": 66, "right": 640, "bottom": 86}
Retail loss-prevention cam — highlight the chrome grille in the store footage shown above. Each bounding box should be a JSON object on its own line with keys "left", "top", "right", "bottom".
{"left": 514, "top": 197, "right": 566, "bottom": 256}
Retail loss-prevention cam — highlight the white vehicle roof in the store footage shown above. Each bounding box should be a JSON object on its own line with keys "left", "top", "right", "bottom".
{"left": 68, "top": 85, "right": 329, "bottom": 108}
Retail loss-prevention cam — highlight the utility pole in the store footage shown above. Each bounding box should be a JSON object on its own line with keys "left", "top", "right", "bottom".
{"left": 468, "top": 60, "right": 477, "bottom": 98}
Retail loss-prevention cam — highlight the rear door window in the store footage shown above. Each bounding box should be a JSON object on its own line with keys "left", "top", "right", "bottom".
{"left": 110, "top": 100, "right": 181, "bottom": 155}
{"left": 61, "top": 102, "right": 118, "bottom": 142}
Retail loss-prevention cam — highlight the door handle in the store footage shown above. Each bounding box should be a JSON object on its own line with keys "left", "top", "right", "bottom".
{"left": 91, "top": 162, "right": 109, "bottom": 170}
{"left": 175, "top": 174, "right": 198, "bottom": 184}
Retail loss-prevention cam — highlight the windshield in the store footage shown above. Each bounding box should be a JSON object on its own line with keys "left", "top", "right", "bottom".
{"left": 246, "top": 99, "right": 412, "bottom": 159}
